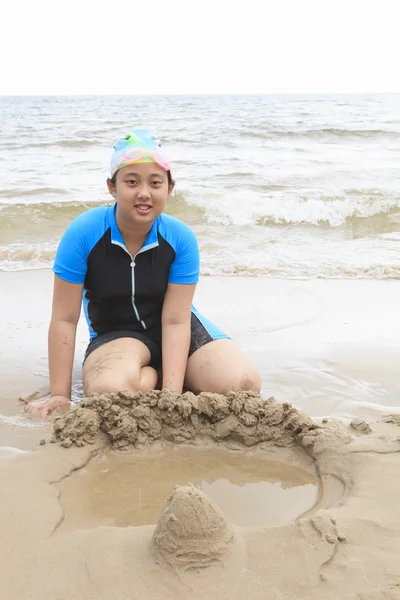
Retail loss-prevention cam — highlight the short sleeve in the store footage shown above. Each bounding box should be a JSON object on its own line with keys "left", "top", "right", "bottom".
{"left": 53, "top": 214, "right": 90, "bottom": 284}
{"left": 168, "top": 223, "right": 200, "bottom": 284}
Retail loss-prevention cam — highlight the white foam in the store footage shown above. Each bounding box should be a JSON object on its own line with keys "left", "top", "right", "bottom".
{"left": 0, "top": 414, "right": 48, "bottom": 429}
{"left": 0, "top": 242, "right": 56, "bottom": 271}
{"left": 254, "top": 193, "right": 400, "bottom": 227}
{"left": 0, "top": 447, "right": 30, "bottom": 456}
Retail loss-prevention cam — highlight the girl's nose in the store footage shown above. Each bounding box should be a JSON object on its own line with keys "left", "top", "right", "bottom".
{"left": 138, "top": 185, "right": 151, "bottom": 199}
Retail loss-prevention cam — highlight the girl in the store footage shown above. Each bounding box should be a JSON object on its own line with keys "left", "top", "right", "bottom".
{"left": 28, "top": 129, "right": 261, "bottom": 417}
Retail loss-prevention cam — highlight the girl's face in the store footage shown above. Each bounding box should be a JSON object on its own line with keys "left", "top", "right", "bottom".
{"left": 107, "top": 162, "right": 174, "bottom": 227}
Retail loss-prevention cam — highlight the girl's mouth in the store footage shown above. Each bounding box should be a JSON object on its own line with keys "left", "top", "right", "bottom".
{"left": 135, "top": 204, "right": 152, "bottom": 215}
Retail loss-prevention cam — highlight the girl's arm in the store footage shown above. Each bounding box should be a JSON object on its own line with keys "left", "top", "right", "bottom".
{"left": 161, "top": 283, "right": 196, "bottom": 393}
{"left": 28, "top": 275, "right": 83, "bottom": 416}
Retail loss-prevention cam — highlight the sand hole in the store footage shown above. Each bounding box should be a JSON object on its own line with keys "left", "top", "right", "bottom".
{"left": 56, "top": 445, "right": 319, "bottom": 530}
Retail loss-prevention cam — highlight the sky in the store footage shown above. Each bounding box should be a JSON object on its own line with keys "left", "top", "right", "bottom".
{"left": 1, "top": 0, "right": 400, "bottom": 95}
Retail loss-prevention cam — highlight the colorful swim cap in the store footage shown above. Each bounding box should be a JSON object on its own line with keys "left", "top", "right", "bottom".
{"left": 110, "top": 129, "right": 170, "bottom": 178}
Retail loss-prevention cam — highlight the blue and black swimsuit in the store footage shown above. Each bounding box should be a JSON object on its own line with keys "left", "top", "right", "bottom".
{"left": 53, "top": 204, "right": 228, "bottom": 367}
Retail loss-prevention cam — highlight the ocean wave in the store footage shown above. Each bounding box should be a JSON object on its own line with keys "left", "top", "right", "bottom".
{"left": 0, "top": 226, "right": 400, "bottom": 279}
{"left": 0, "top": 139, "right": 98, "bottom": 151}
{"left": 255, "top": 194, "right": 400, "bottom": 228}
{"left": 242, "top": 128, "right": 400, "bottom": 141}
{"left": 166, "top": 192, "right": 207, "bottom": 224}
{"left": 0, "top": 243, "right": 57, "bottom": 271}
{"left": 2, "top": 127, "right": 397, "bottom": 151}
{"left": 0, "top": 199, "right": 107, "bottom": 221}
{"left": 1, "top": 189, "right": 399, "bottom": 233}
{"left": 38, "top": 139, "right": 97, "bottom": 149}
{"left": 0, "top": 192, "right": 206, "bottom": 231}
{"left": 0, "top": 187, "right": 68, "bottom": 199}
{"left": 201, "top": 263, "right": 400, "bottom": 280}
{"left": 1, "top": 240, "right": 399, "bottom": 281}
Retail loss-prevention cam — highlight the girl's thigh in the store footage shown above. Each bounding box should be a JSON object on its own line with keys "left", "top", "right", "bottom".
{"left": 184, "top": 338, "right": 261, "bottom": 395}
{"left": 83, "top": 337, "right": 157, "bottom": 396}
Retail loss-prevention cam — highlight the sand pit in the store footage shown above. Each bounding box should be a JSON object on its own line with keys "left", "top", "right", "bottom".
{"left": 55, "top": 445, "right": 319, "bottom": 529}
{"left": 2, "top": 392, "right": 400, "bottom": 599}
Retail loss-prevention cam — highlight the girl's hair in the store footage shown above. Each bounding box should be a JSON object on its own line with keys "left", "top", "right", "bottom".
{"left": 110, "top": 169, "right": 175, "bottom": 187}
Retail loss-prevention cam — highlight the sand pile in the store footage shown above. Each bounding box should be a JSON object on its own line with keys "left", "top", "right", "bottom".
{"left": 152, "top": 484, "right": 235, "bottom": 569}
{"left": 52, "top": 389, "right": 319, "bottom": 450}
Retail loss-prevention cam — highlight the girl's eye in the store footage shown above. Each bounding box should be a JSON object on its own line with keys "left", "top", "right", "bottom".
{"left": 152, "top": 181, "right": 162, "bottom": 186}
{"left": 127, "top": 180, "right": 137, "bottom": 185}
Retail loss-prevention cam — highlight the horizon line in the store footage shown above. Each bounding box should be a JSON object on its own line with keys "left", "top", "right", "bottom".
{"left": 1, "top": 91, "right": 400, "bottom": 98}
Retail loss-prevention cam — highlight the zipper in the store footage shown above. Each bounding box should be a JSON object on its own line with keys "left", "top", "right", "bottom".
{"left": 130, "top": 251, "right": 147, "bottom": 330}
{"left": 112, "top": 239, "right": 159, "bottom": 330}
{"left": 114, "top": 244, "right": 146, "bottom": 329}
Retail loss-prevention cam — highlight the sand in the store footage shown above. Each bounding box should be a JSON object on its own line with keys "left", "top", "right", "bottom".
{"left": 152, "top": 483, "right": 236, "bottom": 570}
{"left": 2, "top": 392, "right": 400, "bottom": 599}
{"left": 2, "top": 270, "right": 400, "bottom": 599}
{"left": 2, "top": 270, "right": 400, "bottom": 430}
{"left": 51, "top": 390, "right": 317, "bottom": 449}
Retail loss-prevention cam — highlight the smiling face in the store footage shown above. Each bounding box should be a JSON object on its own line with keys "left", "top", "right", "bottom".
{"left": 107, "top": 162, "right": 174, "bottom": 232}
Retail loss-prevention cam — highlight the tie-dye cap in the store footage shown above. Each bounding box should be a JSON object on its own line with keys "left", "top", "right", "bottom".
{"left": 110, "top": 129, "right": 170, "bottom": 178}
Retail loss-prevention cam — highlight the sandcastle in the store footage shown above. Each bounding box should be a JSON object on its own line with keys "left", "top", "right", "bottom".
{"left": 152, "top": 484, "right": 235, "bottom": 569}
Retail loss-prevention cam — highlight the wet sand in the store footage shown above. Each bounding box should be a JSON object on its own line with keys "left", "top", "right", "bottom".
{"left": 2, "top": 395, "right": 400, "bottom": 599}
{"left": 1, "top": 270, "right": 400, "bottom": 599}
{"left": 1, "top": 270, "right": 400, "bottom": 433}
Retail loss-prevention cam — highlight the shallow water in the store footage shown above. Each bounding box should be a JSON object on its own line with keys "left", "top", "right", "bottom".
{"left": 1, "top": 94, "right": 400, "bottom": 278}
{"left": 56, "top": 445, "right": 318, "bottom": 529}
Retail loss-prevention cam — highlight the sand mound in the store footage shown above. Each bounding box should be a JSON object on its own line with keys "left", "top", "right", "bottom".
{"left": 53, "top": 407, "right": 100, "bottom": 447}
{"left": 152, "top": 484, "right": 235, "bottom": 569}
{"left": 52, "top": 390, "right": 319, "bottom": 450}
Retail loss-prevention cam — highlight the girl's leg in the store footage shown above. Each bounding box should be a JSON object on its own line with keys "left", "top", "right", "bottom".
{"left": 83, "top": 338, "right": 158, "bottom": 396}
{"left": 184, "top": 338, "right": 261, "bottom": 395}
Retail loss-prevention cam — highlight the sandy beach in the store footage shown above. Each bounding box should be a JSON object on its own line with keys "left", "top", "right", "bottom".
{"left": 1, "top": 270, "right": 400, "bottom": 599}
{"left": 2, "top": 270, "right": 400, "bottom": 429}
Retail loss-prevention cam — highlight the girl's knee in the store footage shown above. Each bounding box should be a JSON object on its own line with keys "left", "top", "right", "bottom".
{"left": 84, "top": 367, "right": 158, "bottom": 397}
{"left": 214, "top": 366, "right": 261, "bottom": 395}
{"left": 84, "top": 374, "right": 140, "bottom": 397}
{"left": 233, "top": 368, "right": 262, "bottom": 393}
{"left": 138, "top": 366, "right": 158, "bottom": 392}
{"left": 188, "top": 367, "right": 261, "bottom": 396}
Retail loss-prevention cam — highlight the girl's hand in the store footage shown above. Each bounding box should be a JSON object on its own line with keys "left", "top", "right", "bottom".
{"left": 26, "top": 395, "right": 70, "bottom": 418}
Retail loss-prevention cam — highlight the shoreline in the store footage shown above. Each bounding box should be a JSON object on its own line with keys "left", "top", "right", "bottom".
{"left": 1, "top": 269, "right": 400, "bottom": 448}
